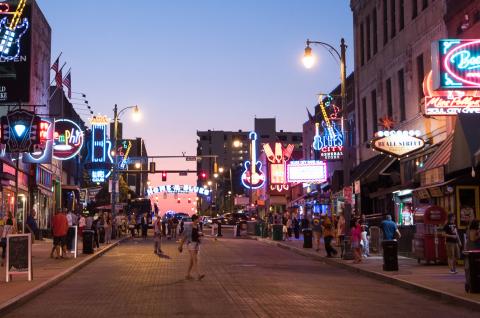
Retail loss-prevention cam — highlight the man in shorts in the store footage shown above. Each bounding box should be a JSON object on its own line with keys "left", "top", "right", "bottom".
{"left": 444, "top": 214, "right": 461, "bottom": 274}
{"left": 51, "top": 210, "right": 68, "bottom": 259}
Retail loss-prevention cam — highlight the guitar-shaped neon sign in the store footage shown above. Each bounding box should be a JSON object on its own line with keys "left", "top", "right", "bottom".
{"left": 241, "top": 132, "right": 265, "bottom": 189}
{"left": 312, "top": 122, "right": 321, "bottom": 151}
{"left": 0, "top": 0, "right": 29, "bottom": 61}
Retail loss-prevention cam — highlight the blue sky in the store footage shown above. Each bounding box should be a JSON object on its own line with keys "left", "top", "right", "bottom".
{"left": 36, "top": 0, "right": 353, "bottom": 210}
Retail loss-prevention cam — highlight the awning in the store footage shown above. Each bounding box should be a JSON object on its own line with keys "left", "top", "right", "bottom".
{"left": 351, "top": 154, "right": 386, "bottom": 182}
{"left": 352, "top": 154, "right": 396, "bottom": 184}
{"left": 412, "top": 179, "right": 456, "bottom": 199}
{"left": 62, "top": 185, "right": 80, "bottom": 191}
{"left": 369, "top": 185, "right": 409, "bottom": 199}
{"left": 422, "top": 133, "right": 453, "bottom": 171}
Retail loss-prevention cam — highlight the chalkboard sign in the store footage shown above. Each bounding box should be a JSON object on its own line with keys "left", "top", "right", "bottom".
{"left": 6, "top": 234, "right": 32, "bottom": 282}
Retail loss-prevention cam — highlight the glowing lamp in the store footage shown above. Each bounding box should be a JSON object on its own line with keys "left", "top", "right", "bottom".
{"left": 132, "top": 105, "right": 141, "bottom": 122}
{"left": 135, "top": 162, "right": 141, "bottom": 169}
{"left": 303, "top": 46, "right": 315, "bottom": 69}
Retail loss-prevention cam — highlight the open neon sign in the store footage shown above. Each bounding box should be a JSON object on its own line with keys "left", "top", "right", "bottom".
{"left": 433, "top": 39, "right": 480, "bottom": 89}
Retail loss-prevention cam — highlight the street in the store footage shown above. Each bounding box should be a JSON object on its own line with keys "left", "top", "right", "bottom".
{"left": 2, "top": 236, "right": 475, "bottom": 318}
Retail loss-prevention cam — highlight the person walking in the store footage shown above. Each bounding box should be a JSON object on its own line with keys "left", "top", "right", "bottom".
{"left": 172, "top": 217, "right": 179, "bottom": 240}
{"left": 153, "top": 214, "right": 163, "bottom": 255}
{"left": 361, "top": 214, "right": 370, "bottom": 257}
{"left": 312, "top": 214, "right": 323, "bottom": 252}
{"left": 141, "top": 213, "right": 149, "bottom": 240}
{"left": 92, "top": 215, "right": 100, "bottom": 249}
{"left": 1, "top": 214, "right": 16, "bottom": 267}
{"left": 444, "top": 213, "right": 462, "bottom": 274}
{"left": 129, "top": 214, "right": 136, "bottom": 239}
{"left": 51, "top": 210, "right": 68, "bottom": 259}
{"left": 286, "top": 217, "right": 293, "bottom": 240}
{"left": 351, "top": 219, "right": 363, "bottom": 263}
{"left": 78, "top": 214, "right": 86, "bottom": 237}
{"left": 323, "top": 215, "right": 337, "bottom": 257}
{"left": 104, "top": 214, "right": 112, "bottom": 244}
{"left": 178, "top": 214, "right": 205, "bottom": 281}
{"left": 25, "top": 209, "right": 38, "bottom": 242}
{"left": 336, "top": 212, "right": 346, "bottom": 258}
{"left": 293, "top": 216, "right": 300, "bottom": 239}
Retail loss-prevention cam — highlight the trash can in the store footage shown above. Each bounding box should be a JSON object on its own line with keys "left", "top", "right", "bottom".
{"left": 382, "top": 240, "right": 399, "bottom": 271}
{"left": 83, "top": 230, "right": 94, "bottom": 254}
{"left": 464, "top": 250, "right": 480, "bottom": 293}
{"left": 247, "top": 221, "right": 256, "bottom": 235}
{"left": 302, "top": 228, "right": 313, "bottom": 248}
{"left": 272, "top": 224, "right": 283, "bottom": 241}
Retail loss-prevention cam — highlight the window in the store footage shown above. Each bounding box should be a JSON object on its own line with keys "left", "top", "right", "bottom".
{"left": 398, "top": 68, "right": 406, "bottom": 121}
{"left": 371, "top": 90, "right": 378, "bottom": 133}
{"left": 366, "top": 15, "right": 371, "bottom": 61}
{"left": 383, "top": 0, "right": 388, "bottom": 44}
{"left": 386, "top": 78, "right": 393, "bottom": 118}
{"left": 399, "top": 0, "right": 405, "bottom": 30}
{"left": 373, "top": 8, "right": 378, "bottom": 54}
{"left": 391, "top": 0, "right": 396, "bottom": 38}
{"left": 416, "top": 53, "right": 424, "bottom": 102}
{"left": 412, "top": 0, "right": 418, "bottom": 19}
{"left": 422, "top": 0, "right": 428, "bottom": 10}
{"left": 362, "top": 97, "right": 368, "bottom": 142}
{"left": 360, "top": 22, "right": 365, "bottom": 66}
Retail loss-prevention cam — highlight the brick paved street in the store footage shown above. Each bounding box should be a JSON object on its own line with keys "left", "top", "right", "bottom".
{"left": 2, "top": 236, "right": 477, "bottom": 318}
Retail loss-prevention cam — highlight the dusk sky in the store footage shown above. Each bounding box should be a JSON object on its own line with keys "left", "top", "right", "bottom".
{"left": 37, "top": 0, "right": 353, "bottom": 213}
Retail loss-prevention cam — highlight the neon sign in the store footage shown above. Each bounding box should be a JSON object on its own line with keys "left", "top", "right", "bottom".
{"left": 23, "top": 118, "right": 53, "bottom": 164}
{"left": 371, "top": 130, "right": 425, "bottom": 157}
{"left": 317, "top": 121, "right": 343, "bottom": 161}
{"left": 146, "top": 185, "right": 211, "bottom": 197}
{"left": 88, "top": 115, "right": 113, "bottom": 183}
{"left": 53, "top": 119, "right": 84, "bottom": 160}
{"left": 433, "top": 39, "right": 480, "bottom": 89}
{"left": 241, "top": 132, "right": 266, "bottom": 189}
{"left": 286, "top": 160, "right": 327, "bottom": 184}
{"left": 0, "top": 109, "right": 40, "bottom": 153}
{"left": 117, "top": 140, "right": 132, "bottom": 170}
{"left": 263, "top": 142, "right": 294, "bottom": 192}
{"left": 0, "top": 0, "right": 28, "bottom": 61}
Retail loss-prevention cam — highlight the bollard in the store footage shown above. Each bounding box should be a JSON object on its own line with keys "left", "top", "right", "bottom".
{"left": 211, "top": 223, "right": 216, "bottom": 236}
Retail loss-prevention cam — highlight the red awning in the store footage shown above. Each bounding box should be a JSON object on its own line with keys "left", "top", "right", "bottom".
{"left": 422, "top": 134, "right": 453, "bottom": 171}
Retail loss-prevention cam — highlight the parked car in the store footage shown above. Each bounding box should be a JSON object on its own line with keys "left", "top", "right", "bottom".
{"left": 201, "top": 216, "right": 213, "bottom": 227}
{"left": 219, "top": 212, "right": 248, "bottom": 225}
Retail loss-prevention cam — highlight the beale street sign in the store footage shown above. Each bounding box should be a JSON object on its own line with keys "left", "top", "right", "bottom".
{"left": 371, "top": 130, "right": 425, "bottom": 158}
{"left": 432, "top": 39, "right": 480, "bottom": 90}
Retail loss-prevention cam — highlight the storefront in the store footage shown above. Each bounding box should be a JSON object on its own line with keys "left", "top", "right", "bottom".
{"left": 32, "top": 165, "right": 54, "bottom": 234}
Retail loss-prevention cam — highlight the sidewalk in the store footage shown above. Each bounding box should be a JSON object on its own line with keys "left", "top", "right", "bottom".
{"left": 254, "top": 236, "right": 480, "bottom": 311}
{"left": 0, "top": 236, "right": 124, "bottom": 315}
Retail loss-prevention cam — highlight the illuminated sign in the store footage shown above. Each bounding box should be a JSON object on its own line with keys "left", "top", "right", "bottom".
{"left": 433, "top": 39, "right": 480, "bottom": 89}
{"left": 87, "top": 115, "right": 113, "bottom": 183}
{"left": 1, "top": 109, "right": 40, "bottom": 153}
{"left": 241, "top": 132, "right": 266, "bottom": 189}
{"left": 0, "top": 0, "right": 31, "bottom": 103}
{"left": 316, "top": 121, "right": 343, "bottom": 161}
{"left": 146, "top": 185, "right": 211, "bottom": 197}
{"left": 286, "top": 160, "right": 327, "bottom": 184}
{"left": 53, "top": 119, "right": 84, "bottom": 160}
{"left": 117, "top": 140, "right": 132, "bottom": 170}
{"left": 371, "top": 130, "right": 425, "bottom": 157}
{"left": 23, "top": 118, "right": 53, "bottom": 163}
{"left": 263, "top": 142, "right": 294, "bottom": 192}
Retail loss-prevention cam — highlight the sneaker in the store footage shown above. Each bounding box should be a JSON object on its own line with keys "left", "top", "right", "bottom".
{"left": 197, "top": 274, "right": 205, "bottom": 281}
{"left": 450, "top": 270, "right": 458, "bottom": 274}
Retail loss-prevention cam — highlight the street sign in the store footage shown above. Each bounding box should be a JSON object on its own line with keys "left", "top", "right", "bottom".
{"left": 179, "top": 171, "right": 188, "bottom": 176}
{"left": 185, "top": 156, "right": 197, "bottom": 161}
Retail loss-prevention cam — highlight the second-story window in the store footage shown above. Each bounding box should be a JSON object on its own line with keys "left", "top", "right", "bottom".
{"left": 391, "top": 0, "right": 396, "bottom": 38}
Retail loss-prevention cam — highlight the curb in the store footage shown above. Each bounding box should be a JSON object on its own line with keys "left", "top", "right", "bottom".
{"left": 254, "top": 237, "right": 480, "bottom": 312}
{"left": 0, "top": 237, "right": 127, "bottom": 316}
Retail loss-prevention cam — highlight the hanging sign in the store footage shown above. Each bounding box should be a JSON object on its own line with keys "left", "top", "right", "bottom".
{"left": 0, "top": 109, "right": 40, "bottom": 153}
{"left": 286, "top": 160, "right": 327, "bottom": 184}
{"left": 86, "top": 115, "right": 113, "bottom": 183}
{"left": 53, "top": 119, "right": 84, "bottom": 160}
{"left": 432, "top": 39, "right": 480, "bottom": 90}
{"left": 371, "top": 130, "right": 425, "bottom": 157}
{"left": 263, "top": 142, "right": 294, "bottom": 192}
{"left": 23, "top": 118, "right": 53, "bottom": 163}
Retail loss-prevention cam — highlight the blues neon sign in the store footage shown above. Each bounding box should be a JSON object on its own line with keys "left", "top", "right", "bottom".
{"left": 89, "top": 116, "right": 113, "bottom": 183}
{"left": 433, "top": 39, "right": 480, "bottom": 89}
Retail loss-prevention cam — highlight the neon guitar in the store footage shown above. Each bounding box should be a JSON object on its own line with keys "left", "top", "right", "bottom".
{"left": 312, "top": 122, "right": 321, "bottom": 151}
{"left": 0, "top": 0, "right": 29, "bottom": 61}
{"left": 241, "top": 132, "right": 265, "bottom": 189}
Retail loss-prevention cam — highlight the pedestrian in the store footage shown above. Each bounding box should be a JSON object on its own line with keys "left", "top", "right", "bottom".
{"left": 178, "top": 214, "right": 205, "bottom": 281}
{"left": 286, "top": 217, "right": 293, "bottom": 239}
{"left": 78, "top": 214, "right": 86, "bottom": 237}
{"left": 141, "top": 213, "right": 148, "bottom": 240}
{"left": 336, "top": 212, "right": 346, "bottom": 258}
{"left": 311, "top": 213, "right": 323, "bottom": 252}
{"left": 381, "top": 215, "right": 401, "bottom": 241}
{"left": 66, "top": 209, "right": 74, "bottom": 227}
{"left": 323, "top": 215, "right": 337, "bottom": 257}
{"left": 25, "top": 209, "right": 38, "bottom": 242}
{"left": 293, "top": 216, "right": 300, "bottom": 239}
{"left": 443, "top": 213, "right": 462, "bottom": 274}
{"left": 129, "top": 213, "right": 136, "bottom": 239}
{"left": 466, "top": 219, "right": 480, "bottom": 250}
{"left": 92, "top": 214, "right": 100, "bottom": 249}
{"left": 51, "top": 210, "right": 68, "bottom": 259}
{"left": 179, "top": 218, "right": 184, "bottom": 235}
{"left": 351, "top": 219, "right": 362, "bottom": 264}
{"left": 153, "top": 214, "right": 163, "bottom": 255}
{"left": 1, "top": 214, "right": 16, "bottom": 267}
{"left": 361, "top": 214, "right": 370, "bottom": 257}
{"left": 104, "top": 213, "right": 112, "bottom": 244}
{"left": 172, "top": 216, "right": 179, "bottom": 239}
{"left": 167, "top": 217, "right": 173, "bottom": 240}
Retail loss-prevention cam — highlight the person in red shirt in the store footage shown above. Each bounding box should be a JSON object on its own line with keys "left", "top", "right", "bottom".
{"left": 50, "top": 210, "right": 69, "bottom": 259}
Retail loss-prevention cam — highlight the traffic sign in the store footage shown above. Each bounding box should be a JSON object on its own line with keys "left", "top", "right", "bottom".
{"left": 185, "top": 156, "right": 197, "bottom": 161}
{"left": 179, "top": 171, "right": 188, "bottom": 176}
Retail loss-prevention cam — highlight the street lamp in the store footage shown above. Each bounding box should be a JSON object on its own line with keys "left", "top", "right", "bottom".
{"left": 302, "top": 38, "right": 351, "bottom": 258}
{"left": 111, "top": 104, "right": 141, "bottom": 218}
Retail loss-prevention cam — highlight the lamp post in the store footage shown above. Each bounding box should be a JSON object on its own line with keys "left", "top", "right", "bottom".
{"left": 303, "top": 38, "right": 352, "bottom": 259}
{"left": 111, "top": 104, "right": 140, "bottom": 218}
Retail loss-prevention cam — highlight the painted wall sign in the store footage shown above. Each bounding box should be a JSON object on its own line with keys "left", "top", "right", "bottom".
{"left": 286, "top": 160, "right": 327, "bottom": 184}
{"left": 53, "top": 119, "right": 84, "bottom": 160}
{"left": 263, "top": 142, "right": 294, "bottom": 192}
{"left": 0, "top": 0, "right": 31, "bottom": 103}
{"left": 371, "top": 130, "right": 425, "bottom": 157}
{"left": 241, "top": 132, "right": 265, "bottom": 189}
{"left": 146, "top": 185, "right": 211, "bottom": 197}
{"left": 433, "top": 39, "right": 480, "bottom": 90}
